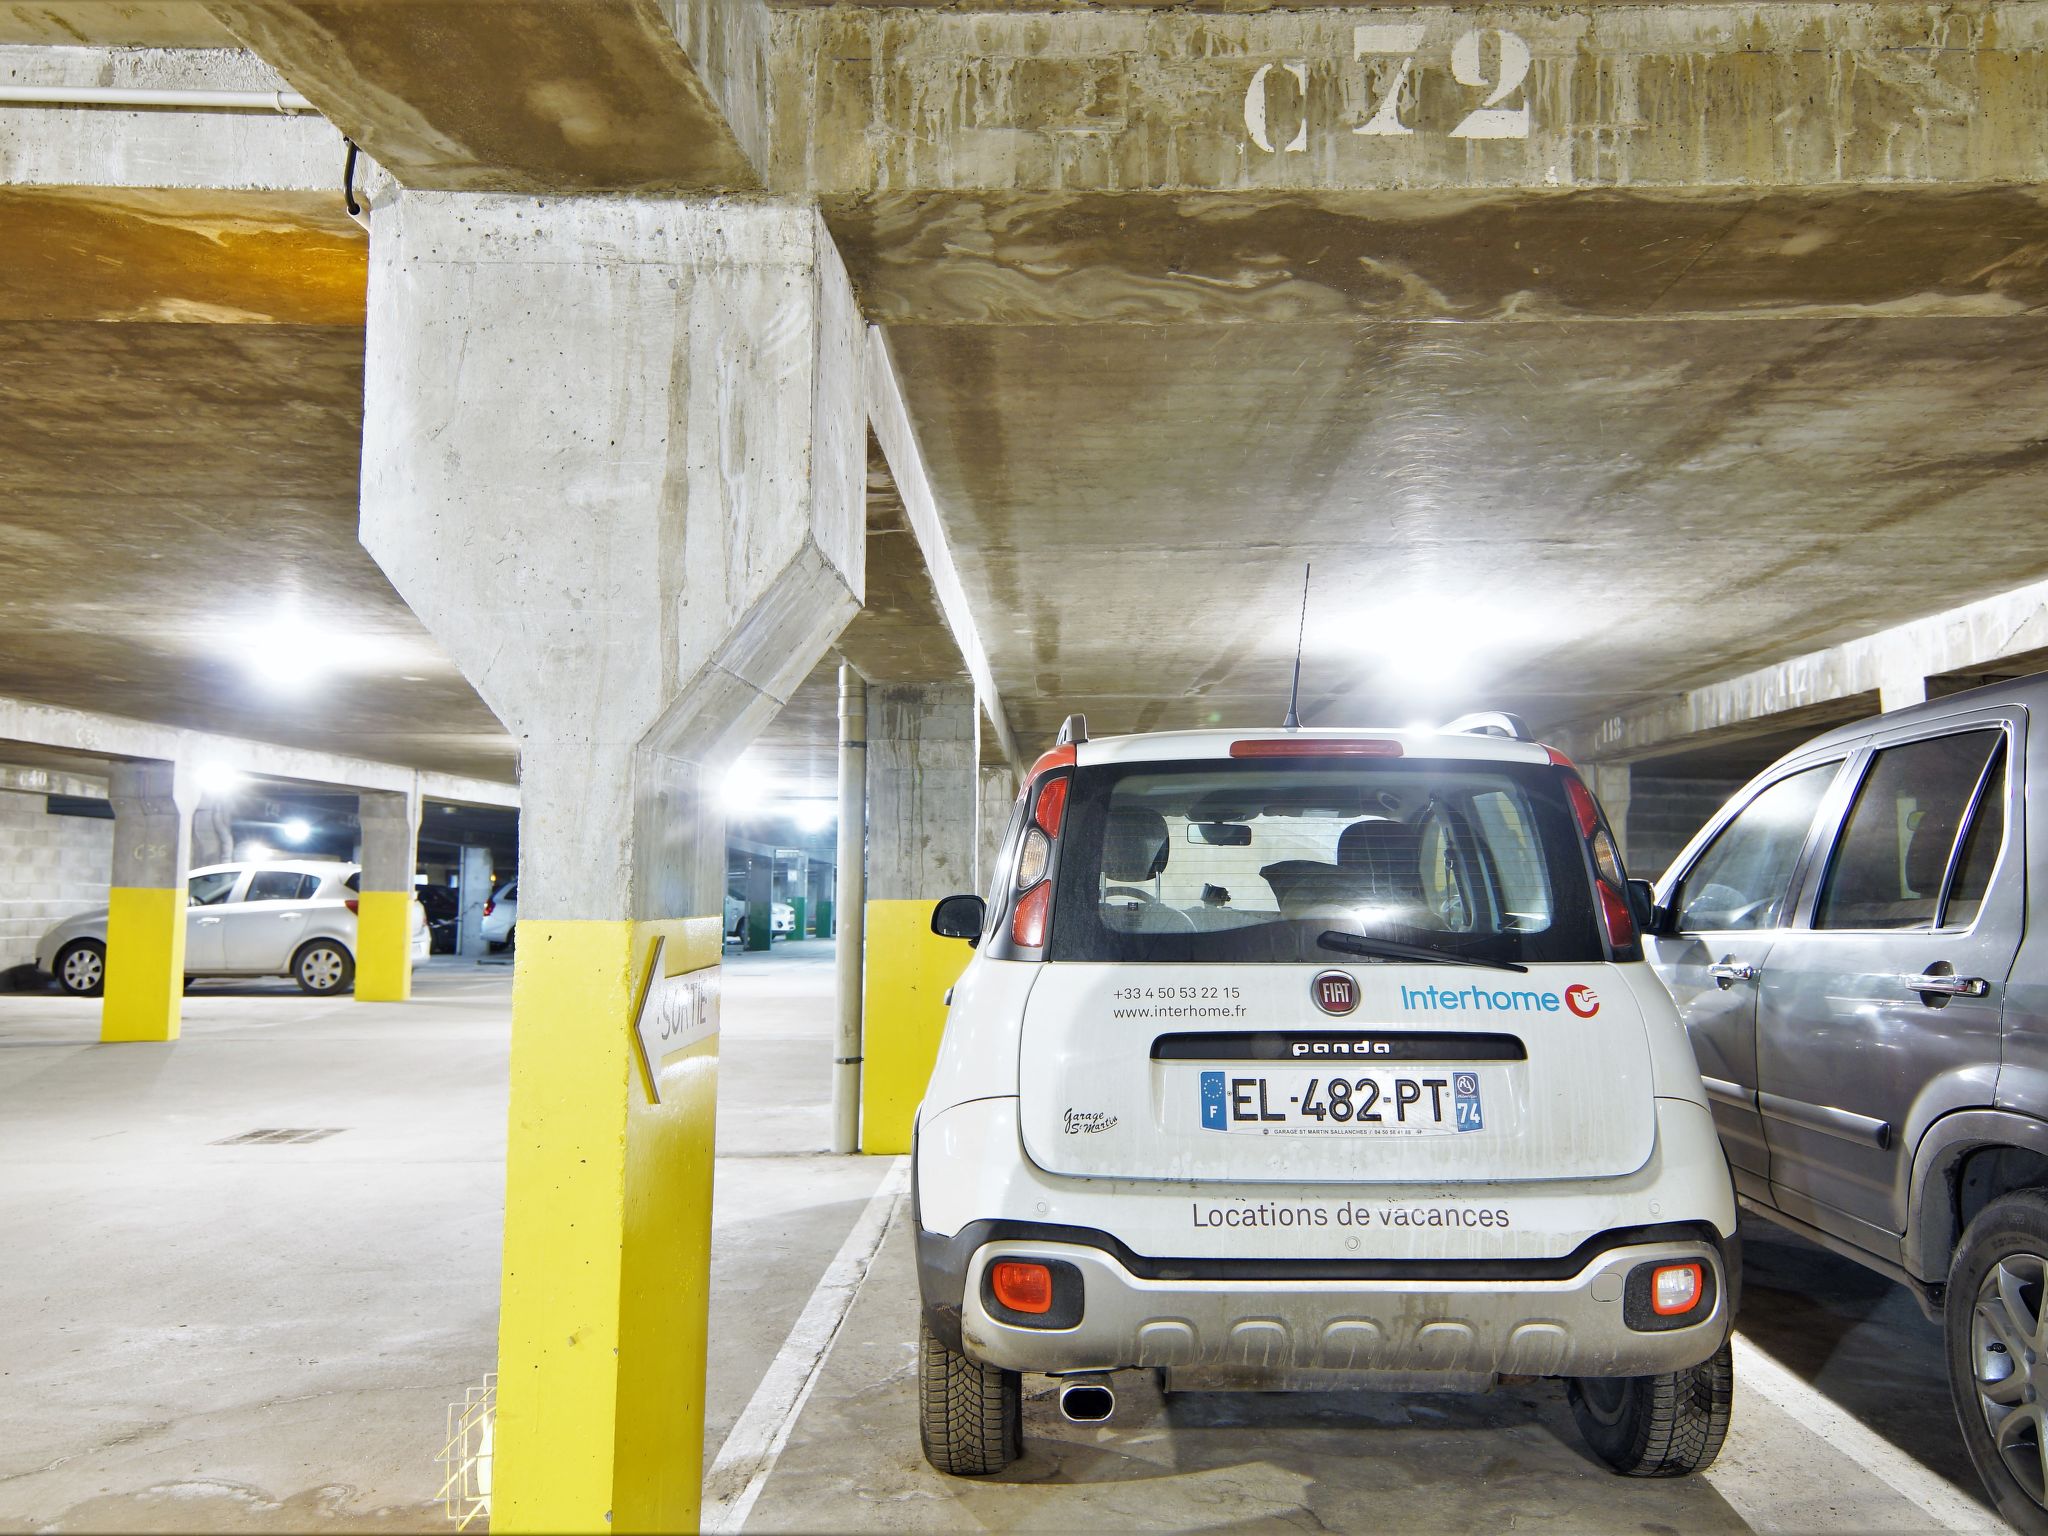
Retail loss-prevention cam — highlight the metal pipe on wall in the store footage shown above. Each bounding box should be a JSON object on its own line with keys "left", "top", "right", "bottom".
{"left": 832, "top": 664, "right": 868, "bottom": 1155}
{"left": 0, "top": 86, "right": 315, "bottom": 112}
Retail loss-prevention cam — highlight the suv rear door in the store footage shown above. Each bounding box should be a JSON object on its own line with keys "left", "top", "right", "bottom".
{"left": 1652, "top": 759, "right": 1845, "bottom": 1201}
{"left": 1753, "top": 712, "right": 2022, "bottom": 1249}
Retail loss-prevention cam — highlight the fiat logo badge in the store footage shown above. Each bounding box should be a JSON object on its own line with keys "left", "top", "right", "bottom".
{"left": 1312, "top": 970, "right": 1358, "bottom": 1016}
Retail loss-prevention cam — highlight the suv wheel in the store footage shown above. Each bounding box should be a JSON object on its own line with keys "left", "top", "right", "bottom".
{"left": 54, "top": 940, "right": 105, "bottom": 997}
{"left": 918, "top": 1321, "right": 1021, "bottom": 1476}
{"left": 293, "top": 940, "right": 354, "bottom": 995}
{"left": 1568, "top": 1340, "right": 1732, "bottom": 1477}
{"left": 1948, "top": 1190, "right": 2048, "bottom": 1534}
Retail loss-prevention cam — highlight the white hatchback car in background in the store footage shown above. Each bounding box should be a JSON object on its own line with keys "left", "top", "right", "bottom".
{"left": 917, "top": 716, "right": 1736, "bottom": 1480}
{"left": 480, "top": 879, "right": 518, "bottom": 951}
{"left": 35, "top": 860, "right": 428, "bottom": 996}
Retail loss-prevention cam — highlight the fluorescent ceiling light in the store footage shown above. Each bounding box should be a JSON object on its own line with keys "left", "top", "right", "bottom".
{"left": 281, "top": 817, "right": 311, "bottom": 844}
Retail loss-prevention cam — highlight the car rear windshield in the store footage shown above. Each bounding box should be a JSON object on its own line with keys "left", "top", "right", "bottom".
{"left": 1047, "top": 757, "right": 1603, "bottom": 965}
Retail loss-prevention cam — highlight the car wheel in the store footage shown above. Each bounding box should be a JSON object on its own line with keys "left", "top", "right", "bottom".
{"left": 918, "top": 1320, "right": 1021, "bottom": 1476}
{"left": 1947, "top": 1190, "right": 2048, "bottom": 1535}
{"left": 1568, "top": 1340, "right": 1732, "bottom": 1477}
{"left": 54, "top": 940, "right": 105, "bottom": 997}
{"left": 292, "top": 940, "right": 355, "bottom": 996}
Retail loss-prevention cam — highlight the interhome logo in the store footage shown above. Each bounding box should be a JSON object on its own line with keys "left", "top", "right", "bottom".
{"left": 1398, "top": 982, "right": 1602, "bottom": 1018}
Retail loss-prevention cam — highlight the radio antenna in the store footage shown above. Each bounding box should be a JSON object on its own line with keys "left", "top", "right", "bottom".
{"left": 1282, "top": 562, "right": 1310, "bottom": 730}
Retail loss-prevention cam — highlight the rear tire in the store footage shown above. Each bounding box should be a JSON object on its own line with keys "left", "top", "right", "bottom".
{"left": 1945, "top": 1189, "right": 2048, "bottom": 1535}
{"left": 918, "top": 1321, "right": 1021, "bottom": 1476}
{"left": 292, "top": 940, "right": 354, "bottom": 995}
{"left": 54, "top": 940, "right": 105, "bottom": 997}
{"left": 1569, "top": 1340, "right": 1733, "bottom": 1476}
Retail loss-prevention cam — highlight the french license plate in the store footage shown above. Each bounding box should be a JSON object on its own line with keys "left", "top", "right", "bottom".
{"left": 1198, "top": 1068, "right": 1484, "bottom": 1135}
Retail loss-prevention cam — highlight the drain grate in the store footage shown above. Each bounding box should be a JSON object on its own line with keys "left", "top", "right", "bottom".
{"left": 212, "top": 1128, "right": 346, "bottom": 1146}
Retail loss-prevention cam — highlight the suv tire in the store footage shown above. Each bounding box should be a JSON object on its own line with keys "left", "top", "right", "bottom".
{"left": 918, "top": 1320, "right": 1021, "bottom": 1476}
{"left": 1946, "top": 1189, "right": 2048, "bottom": 1535}
{"left": 1568, "top": 1340, "right": 1733, "bottom": 1476}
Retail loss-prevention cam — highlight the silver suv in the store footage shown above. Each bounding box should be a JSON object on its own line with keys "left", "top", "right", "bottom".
{"left": 1646, "top": 677, "right": 2048, "bottom": 1531}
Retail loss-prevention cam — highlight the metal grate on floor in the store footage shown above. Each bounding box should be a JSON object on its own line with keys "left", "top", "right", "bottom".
{"left": 211, "top": 1128, "right": 347, "bottom": 1146}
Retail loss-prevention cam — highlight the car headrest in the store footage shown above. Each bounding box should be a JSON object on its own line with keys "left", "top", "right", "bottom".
{"left": 1904, "top": 812, "right": 1962, "bottom": 896}
{"left": 1335, "top": 817, "right": 1426, "bottom": 895}
{"left": 1102, "top": 807, "right": 1171, "bottom": 882}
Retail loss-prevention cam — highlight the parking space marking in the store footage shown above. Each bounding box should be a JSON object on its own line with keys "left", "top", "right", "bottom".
{"left": 1719, "top": 1333, "right": 2008, "bottom": 1534}
{"left": 701, "top": 1156, "right": 908, "bottom": 1534}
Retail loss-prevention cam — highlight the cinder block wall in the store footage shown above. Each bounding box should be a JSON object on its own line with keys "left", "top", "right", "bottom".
{"left": 0, "top": 791, "right": 113, "bottom": 975}
{"left": 1626, "top": 776, "right": 1748, "bottom": 884}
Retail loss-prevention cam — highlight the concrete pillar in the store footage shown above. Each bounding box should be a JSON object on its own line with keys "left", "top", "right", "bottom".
{"left": 833, "top": 666, "right": 866, "bottom": 1154}
{"left": 787, "top": 851, "right": 809, "bottom": 938}
{"left": 744, "top": 854, "right": 773, "bottom": 952}
{"left": 456, "top": 845, "right": 493, "bottom": 957}
{"left": 357, "top": 192, "right": 862, "bottom": 1533}
{"left": 355, "top": 786, "right": 421, "bottom": 1001}
{"left": 861, "top": 682, "right": 976, "bottom": 1153}
{"left": 976, "top": 763, "right": 1018, "bottom": 896}
{"left": 101, "top": 759, "right": 194, "bottom": 1043}
{"left": 191, "top": 802, "right": 234, "bottom": 869}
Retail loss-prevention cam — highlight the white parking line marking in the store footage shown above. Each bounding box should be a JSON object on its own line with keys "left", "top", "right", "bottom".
{"left": 701, "top": 1156, "right": 909, "bottom": 1534}
{"left": 1718, "top": 1333, "right": 2009, "bottom": 1534}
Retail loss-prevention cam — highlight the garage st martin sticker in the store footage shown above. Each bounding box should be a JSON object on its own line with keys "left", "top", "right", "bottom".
{"left": 632, "top": 935, "right": 719, "bottom": 1103}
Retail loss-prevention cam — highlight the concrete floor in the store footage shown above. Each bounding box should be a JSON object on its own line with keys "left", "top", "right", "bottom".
{"left": 0, "top": 943, "right": 2015, "bottom": 1533}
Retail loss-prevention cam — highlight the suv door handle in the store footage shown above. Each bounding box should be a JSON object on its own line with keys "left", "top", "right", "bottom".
{"left": 1901, "top": 973, "right": 1990, "bottom": 998}
{"left": 1709, "top": 961, "right": 1758, "bottom": 989}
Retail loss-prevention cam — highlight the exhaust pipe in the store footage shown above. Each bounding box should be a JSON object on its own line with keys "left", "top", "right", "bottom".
{"left": 1057, "top": 1373, "right": 1116, "bottom": 1423}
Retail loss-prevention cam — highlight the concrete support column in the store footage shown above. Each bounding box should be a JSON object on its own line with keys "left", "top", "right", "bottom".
{"left": 833, "top": 665, "right": 866, "bottom": 1154}
{"left": 788, "top": 851, "right": 809, "bottom": 938}
{"left": 191, "top": 802, "right": 234, "bottom": 870}
{"left": 354, "top": 786, "right": 421, "bottom": 1001}
{"left": 456, "top": 845, "right": 493, "bottom": 957}
{"left": 101, "top": 759, "right": 194, "bottom": 1043}
{"left": 744, "top": 854, "right": 773, "bottom": 952}
{"left": 359, "top": 192, "right": 862, "bottom": 1533}
{"left": 861, "top": 682, "right": 976, "bottom": 1153}
{"left": 976, "top": 763, "right": 1019, "bottom": 895}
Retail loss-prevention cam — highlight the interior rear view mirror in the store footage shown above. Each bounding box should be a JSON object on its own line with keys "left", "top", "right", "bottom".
{"left": 1188, "top": 822, "right": 1252, "bottom": 846}
{"left": 930, "top": 893, "right": 987, "bottom": 943}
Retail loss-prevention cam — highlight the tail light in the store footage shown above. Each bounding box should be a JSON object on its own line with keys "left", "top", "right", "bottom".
{"left": 1011, "top": 758, "right": 1071, "bottom": 949}
{"left": 1555, "top": 758, "right": 1636, "bottom": 952}
{"left": 344, "top": 898, "right": 359, "bottom": 914}
{"left": 482, "top": 898, "right": 495, "bottom": 917}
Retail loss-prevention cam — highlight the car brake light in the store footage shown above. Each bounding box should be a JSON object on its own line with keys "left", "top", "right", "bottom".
{"left": 990, "top": 1260, "right": 1053, "bottom": 1315}
{"left": 1598, "top": 880, "right": 1637, "bottom": 948}
{"left": 1544, "top": 745, "right": 1577, "bottom": 770}
{"left": 344, "top": 898, "right": 358, "bottom": 914}
{"left": 482, "top": 899, "right": 495, "bottom": 917}
{"left": 1650, "top": 1262, "right": 1703, "bottom": 1316}
{"left": 1230, "top": 738, "right": 1402, "bottom": 758}
{"left": 1011, "top": 882, "right": 1051, "bottom": 948}
{"left": 1563, "top": 773, "right": 1600, "bottom": 837}
{"left": 1034, "top": 776, "right": 1069, "bottom": 837}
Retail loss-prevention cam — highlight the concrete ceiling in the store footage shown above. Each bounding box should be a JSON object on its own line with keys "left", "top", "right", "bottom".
{"left": 0, "top": 187, "right": 515, "bottom": 783}
{"left": 0, "top": 3, "right": 235, "bottom": 45}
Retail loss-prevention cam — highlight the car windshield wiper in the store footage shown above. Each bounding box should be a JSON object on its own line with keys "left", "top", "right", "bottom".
{"left": 1317, "top": 930, "right": 1529, "bottom": 973}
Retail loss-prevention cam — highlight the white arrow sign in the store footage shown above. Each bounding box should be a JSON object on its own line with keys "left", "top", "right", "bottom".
{"left": 633, "top": 936, "right": 719, "bottom": 1104}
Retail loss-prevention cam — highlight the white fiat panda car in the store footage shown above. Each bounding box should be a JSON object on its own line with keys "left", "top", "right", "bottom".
{"left": 916, "top": 716, "right": 1737, "bottom": 1479}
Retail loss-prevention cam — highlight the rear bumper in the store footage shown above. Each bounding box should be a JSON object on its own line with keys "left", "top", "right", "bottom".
{"left": 924, "top": 1224, "right": 1731, "bottom": 1380}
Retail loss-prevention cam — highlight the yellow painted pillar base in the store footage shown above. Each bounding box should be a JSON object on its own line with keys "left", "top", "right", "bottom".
{"left": 353, "top": 889, "right": 414, "bottom": 1002}
{"left": 493, "top": 917, "right": 721, "bottom": 1536}
{"left": 860, "top": 899, "right": 971, "bottom": 1155}
{"left": 101, "top": 886, "right": 186, "bottom": 1043}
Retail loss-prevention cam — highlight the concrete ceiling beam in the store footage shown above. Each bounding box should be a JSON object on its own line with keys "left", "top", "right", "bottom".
{"left": 0, "top": 691, "right": 519, "bottom": 806}
{"left": 201, "top": 0, "right": 760, "bottom": 194}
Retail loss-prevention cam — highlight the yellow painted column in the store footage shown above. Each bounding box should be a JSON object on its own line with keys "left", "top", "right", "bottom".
{"left": 100, "top": 759, "right": 193, "bottom": 1044}
{"left": 860, "top": 899, "right": 971, "bottom": 1155}
{"left": 493, "top": 916, "right": 721, "bottom": 1535}
{"left": 355, "top": 786, "right": 421, "bottom": 1002}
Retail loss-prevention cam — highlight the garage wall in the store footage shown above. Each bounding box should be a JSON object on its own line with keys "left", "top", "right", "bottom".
{"left": 0, "top": 791, "right": 112, "bottom": 977}
{"left": 1626, "top": 776, "right": 1748, "bottom": 884}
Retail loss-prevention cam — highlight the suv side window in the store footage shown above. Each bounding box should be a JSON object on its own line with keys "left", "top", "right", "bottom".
{"left": 1814, "top": 730, "right": 2003, "bottom": 932}
{"left": 1674, "top": 763, "right": 1837, "bottom": 932}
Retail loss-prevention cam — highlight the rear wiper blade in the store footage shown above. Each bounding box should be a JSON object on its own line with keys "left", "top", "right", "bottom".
{"left": 1317, "top": 930, "right": 1529, "bottom": 973}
